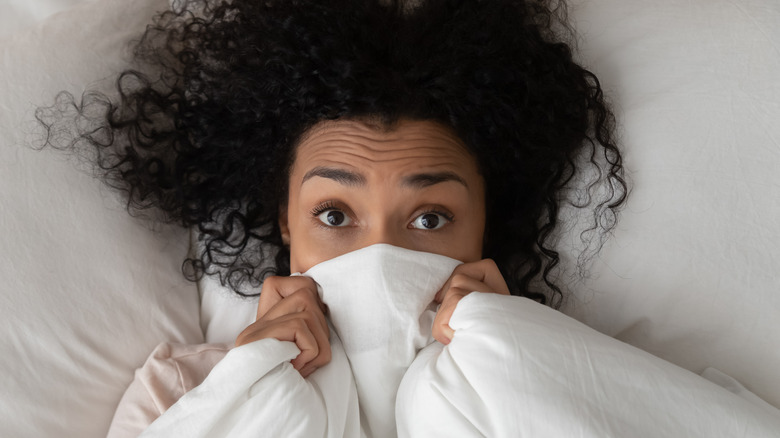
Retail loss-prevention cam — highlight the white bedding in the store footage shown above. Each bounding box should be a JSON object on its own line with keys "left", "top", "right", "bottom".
{"left": 1, "top": 0, "right": 779, "bottom": 436}
{"left": 143, "top": 246, "right": 780, "bottom": 437}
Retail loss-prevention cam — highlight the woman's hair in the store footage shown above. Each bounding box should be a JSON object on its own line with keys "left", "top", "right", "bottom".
{"left": 38, "top": 0, "right": 627, "bottom": 307}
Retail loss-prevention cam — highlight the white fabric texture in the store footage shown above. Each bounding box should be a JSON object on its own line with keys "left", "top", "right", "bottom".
{"left": 0, "top": 1, "right": 203, "bottom": 438}
{"left": 398, "top": 293, "right": 780, "bottom": 437}
{"left": 145, "top": 245, "right": 780, "bottom": 437}
{"left": 141, "top": 244, "right": 460, "bottom": 438}
{"left": 304, "top": 244, "right": 461, "bottom": 437}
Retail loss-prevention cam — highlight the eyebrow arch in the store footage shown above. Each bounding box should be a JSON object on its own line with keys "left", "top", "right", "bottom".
{"left": 402, "top": 171, "right": 468, "bottom": 189}
{"left": 302, "top": 166, "right": 366, "bottom": 187}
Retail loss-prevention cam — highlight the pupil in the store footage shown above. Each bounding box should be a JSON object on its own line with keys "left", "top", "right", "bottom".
{"left": 327, "top": 211, "right": 344, "bottom": 225}
{"left": 421, "top": 214, "right": 439, "bottom": 229}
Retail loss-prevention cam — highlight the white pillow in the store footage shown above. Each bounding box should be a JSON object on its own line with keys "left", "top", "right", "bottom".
{"left": 0, "top": 0, "right": 203, "bottom": 437}
{"left": 561, "top": 0, "right": 780, "bottom": 409}
{"left": 0, "top": 0, "right": 86, "bottom": 40}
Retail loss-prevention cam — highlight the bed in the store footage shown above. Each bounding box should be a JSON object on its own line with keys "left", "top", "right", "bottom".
{"left": 1, "top": 0, "right": 778, "bottom": 436}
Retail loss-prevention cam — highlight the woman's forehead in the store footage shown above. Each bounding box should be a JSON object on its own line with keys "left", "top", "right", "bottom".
{"left": 291, "top": 119, "right": 478, "bottom": 177}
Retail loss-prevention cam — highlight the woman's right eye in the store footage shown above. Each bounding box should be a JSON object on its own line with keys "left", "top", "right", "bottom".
{"left": 316, "top": 209, "right": 352, "bottom": 227}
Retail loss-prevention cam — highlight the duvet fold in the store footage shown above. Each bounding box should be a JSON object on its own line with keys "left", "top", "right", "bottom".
{"left": 140, "top": 245, "right": 780, "bottom": 437}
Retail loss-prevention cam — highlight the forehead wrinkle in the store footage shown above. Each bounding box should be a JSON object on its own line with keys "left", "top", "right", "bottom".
{"left": 300, "top": 124, "right": 470, "bottom": 154}
{"left": 320, "top": 131, "right": 467, "bottom": 149}
{"left": 292, "top": 119, "right": 479, "bottom": 182}
{"left": 303, "top": 149, "right": 466, "bottom": 169}
{"left": 311, "top": 120, "right": 461, "bottom": 139}
{"left": 305, "top": 133, "right": 467, "bottom": 151}
{"left": 299, "top": 141, "right": 471, "bottom": 165}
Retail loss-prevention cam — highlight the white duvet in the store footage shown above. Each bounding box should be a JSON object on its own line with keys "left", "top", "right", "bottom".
{"left": 141, "top": 245, "right": 780, "bottom": 437}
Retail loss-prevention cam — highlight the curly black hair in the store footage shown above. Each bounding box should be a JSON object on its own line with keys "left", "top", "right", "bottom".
{"left": 37, "top": 0, "right": 627, "bottom": 307}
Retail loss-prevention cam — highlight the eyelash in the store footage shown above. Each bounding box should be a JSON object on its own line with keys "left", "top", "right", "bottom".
{"left": 420, "top": 208, "right": 455, "bottom": 224}
{"left": 310, "top": 201, "right": 455, "bottom": 228}
{"left": 310, "top": 200, "right": 339, "bottom": 217}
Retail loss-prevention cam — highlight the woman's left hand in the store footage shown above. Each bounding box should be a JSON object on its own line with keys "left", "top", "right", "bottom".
{"left": 432, "top": 258, "right": 510, "bottom": 345}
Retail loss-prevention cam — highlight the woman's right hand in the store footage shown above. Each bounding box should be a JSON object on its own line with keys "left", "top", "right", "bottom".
{"left": 235, "top": 276, "right": 331, "bottom": 378}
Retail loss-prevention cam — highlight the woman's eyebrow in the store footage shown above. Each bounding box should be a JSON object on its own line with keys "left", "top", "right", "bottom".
{"left": 402, "top": 171, "right": 468, "bottom": 189}
{"left": 302, "top": 166, "right": 366, "bottom": 187}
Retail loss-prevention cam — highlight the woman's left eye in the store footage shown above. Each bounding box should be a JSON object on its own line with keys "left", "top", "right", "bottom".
{"left": 410, "top": 212, "right": 449, "bottom": 230}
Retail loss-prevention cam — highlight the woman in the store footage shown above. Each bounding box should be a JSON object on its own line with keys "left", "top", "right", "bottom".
{"left": 39, "top": 0, "right": 627, "bottom": 432}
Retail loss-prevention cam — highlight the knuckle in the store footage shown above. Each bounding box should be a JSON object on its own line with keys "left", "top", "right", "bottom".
{"left": 261, "top": 275, "right": 283, "bottom": 290}
{"left": 302, "top": 283, "right": 321, "bottom": 301}
{"left": 302, "top": 308, "right": 321, "bottom": 324}
{"left": 287, "top": 291, "right": 315, "bottom": 312}
{"left": 431, "top": 324, "right": 446, "bottom": 343}
{"left": 306, "top": 340, "right": 319, "bottom": 356}
{"left": 481, "top": 258, "right": 498, "bottom": 269}
{"left": 443, "top": 287, "right": 467, "bottom": 302}
{"left": 289, "top": 317, "right": 308, "bottom": 332}
{"left": 292, "top": 287, "right": 317, "bottom": 302}
{"left": 300, "top": 285, "right": 320, "bottom": 300}
{"left": 449, "top": 273, "right": 469, "bottom": 288}
{"left": 316, "top": 345, "right": 332, "bottom": 365}
{"left": 287, "top": 290, "right": 307, "bottom": 305}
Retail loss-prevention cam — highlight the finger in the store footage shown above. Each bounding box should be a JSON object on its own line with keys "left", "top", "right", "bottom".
{"left": 454, "top": 259, "right": 509, "bottom": 294}
{"left": 246, "top": 313, "right": 321, "bottom": 369}
{"left": 261, "top": 288, "right": 328, "bottom": 330}
{"left": 259, "top": 292, "right": 330, "bottom": 364}
{"left": 234, "top": 310, "right": 331, "bottom": 376}
{"left": 299, "top": 364, "right": 317, "bottom": 378}
{"left": 432, "top": 286, "right": 471, "bottom": 345}
{"left": 283, "top": 308, "right": 330, "bottom": 372}
{"left": 267, "top": 305, "right": 330, "bottom": 367}
{"left": 304, "top": 309, "right": 332, "bottom": 371}
{"left": 257, "top": 276, "right": 323, "bottom": 319}
{"left": 260, "top": 290, "right": 331, "bottom": 352}
{"left": 234, "top": 313, "right": 318, "bottom": 362}
{"left": 445, "top": 276, "right": 495, "bottom": 299}
{"left": 289, "top": 317, "right": 321, "bottom": 371}
{"left": 435, "top": 259, "right": 509, "bottom": 302}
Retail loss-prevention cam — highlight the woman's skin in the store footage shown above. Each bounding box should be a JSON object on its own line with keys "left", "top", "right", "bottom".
{"left": 236, "top": 119, "right": 509, "bottom": 377}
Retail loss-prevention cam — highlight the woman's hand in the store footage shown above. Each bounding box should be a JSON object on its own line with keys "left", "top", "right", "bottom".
{"left": 432, "top": 259, "right": 510, "bottom": 345}
{"left": 235, "top": 276, "right": 330, "bottom": 378}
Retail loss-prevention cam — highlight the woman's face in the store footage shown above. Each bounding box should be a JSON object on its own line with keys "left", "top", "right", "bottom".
{"left": 280, "top": 119, "right": 486, "bottom": 273}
